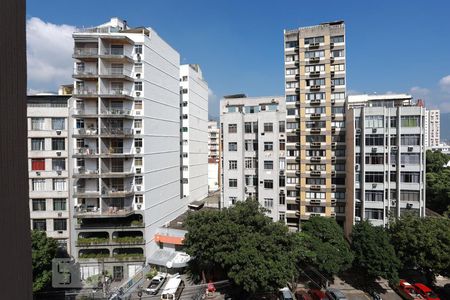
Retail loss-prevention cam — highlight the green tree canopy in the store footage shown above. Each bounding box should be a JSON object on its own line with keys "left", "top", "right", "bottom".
{"left": 298, "top": 216, "right": 353, "bottom": 276}
{"left": 426, "top": 150, "right": 450, "bottom": 173}
{"left": 184, "top": 199, "right": 299, "bottom": 294}
{"left": 425, "top": 150, "right": 450, "bottom": 214}
{"left": 389, "top": 215, "right": 450, "bottom": 281}
{"left": 351, "top": 221, "right": 400, "bottom": 282}
{"left": 32, "top": 230, "right": 58, "bottom": 293}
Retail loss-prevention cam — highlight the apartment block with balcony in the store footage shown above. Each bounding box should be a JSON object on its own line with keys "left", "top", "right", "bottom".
{"left": 220, "top": 95, "right": 287, "bottom": 223}
{"left": 28, "top": 95, "right": 71, "bottom": 251}
{"left": 180, "top": 64, "right": 209, "bottom": 202}
{"left": 284, "top": 21, "right": 346, "bottom": 228}
{"left": 345, "top": 94, "right": 426, "bottom": 236}
{"left": 70, "top": 17, "right": 183, "bottom": 281}
{"left": 208, "top": 121, "right": 220, "bottom": 192}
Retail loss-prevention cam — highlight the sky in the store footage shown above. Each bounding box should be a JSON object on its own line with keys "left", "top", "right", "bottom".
{"left": 26, "top": 0, "right": 450, "bottom": 118}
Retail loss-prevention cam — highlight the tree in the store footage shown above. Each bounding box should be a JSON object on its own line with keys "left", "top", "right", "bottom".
{"left": 298, "top": 216, "right": 353, "bottom": 276}
{"left": 184, "top": 199, "right": 298, "bottom": 294}
{"left": 32, "top": 230, "right": 58, "bottom": 293}
{"left": 426, "top": 150, "right": 449, "bottom": 173}
{"left": 389, "top": 215, "right": 450, "bottom": 282}
{"left": 426, "top": 150, "right": 450, "bottom": 214}
{"left": 351, "top": 221, "right": 400, "bottom": 283}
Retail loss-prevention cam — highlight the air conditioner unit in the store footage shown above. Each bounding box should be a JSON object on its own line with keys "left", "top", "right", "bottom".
{"left": 136, "top": 111, "right": 141, "bottom": 115}
{"left": 392, "top": 146, "right": 398, "bottom": 150}
{"left": 355, "top": 164, "right": 360, "bottom": 171}
{"left": 391, "top": 200, "right": 396, "bottom": 206}
{"left": 136, "top": 92, "right": 141, "bottom": 97}
{"left": 58, "top": 212, "right": 62, "bottom": 217}
{"left": 356, "top": 128, "right": 361, "bottom": 134}
{"left": 58, "top": 230, "right": 63, "bottom": 234}
{"left": 136, "top": 186, "right": 141, "bottom": 191}
{"left": 372, "top": 128, "right": 377, "bottom": 133}
{"left": 56, "top": 130, "right": 62, "bottom": 135}
{"left": 372, "top": 147, "right": 377, "bottom": 153}
{"left": 56, "top": 151, "right": 62, "bottom": 156}
{"left": 137, "top": 54, "right": 141, "bottom": 61}
{"left": 57, "top": 170, "right": 62, "bottom": 175}
{"left": 135, "top": 147, "right": 141, "bottom": 153}
{"left": 36, "top": 172, "right": 41, "bottom": 176}
{"left": 136, "top": 168, "right": 141, "bottom": 174}
{"left": 408, "top": 146, "right": 414, "bottom": 152}
{"left": 135, "top": 130, "right": 141, "bottom": 134}
{"left": 136, "top": 73, "right": 141, "bottom": 78}
{"left": 137, "top": 204, "right": 142, "bottom": 210}
{"left": 372, "top": 183, "right": 377, "bottom": 188}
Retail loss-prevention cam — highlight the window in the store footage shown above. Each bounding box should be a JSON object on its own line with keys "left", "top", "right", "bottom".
{"left": 279, "top": 121, "right": 285, "bottom": 133}
{"left": 401, "top": 116, "right": 420, "bottom": 127}
{"left": 331, "top": 50, "right": 344, "bottom": 57}
{"left": 134, "top": 44, "right": 142, "bottom": 54}
{"left": 31, "top": 159, "right": 45, "bottom": 171}
{"left": 331, "top": 35, "right": 344, "bottom": 43}
{"left": 32, "top": 179, "right": 45, "bottom": 191}
{"left": 401, "top": 172, "right": 420, "bottom": 183}
{"left": 52, "top": 159, "right": 65, "bottom": 171}
{"left": 264, "top": 160, "right": 273, "bottom": 169}
{"left": 229, "top": 179, "right": 237, "bottom": 188}
{"left": 286, "top": 82, "right": 299, "bottom": 89}
{"left": 365, "top": 172, "right": 384, "bottom": 183}
{"left": 245, "top": 175, "right": 257, "bottom": 186}
{"left": 365, "top": 208, "right": 383, "bottom": 220}
{"left": 53, "top": 199, "right": 66, "bottom": 211}
{"left": 401, "top": 190, "right": 419, "bottom": 202}
{"left": 279, "top": 213, "right": 285, "bottom": 222}
{"left": 52, "top": 118, "right": 65, "bottom": 130}
{"left": 332, "top": 106, "right": 345, "bottom": 114}
{"left": 365, "top": 191, "right": 383, "bottom": 202}
{"left": 306, "top": 92, "right": 325, "bottom": 100}
{"left": 306, "top": 135, "right": 325, "bottom": 143}
{"left": 279, "top": 158, "right": 285, "bottom": 170}
{"left": 264, "top": 198, "right": 273, "bottom": 208}
{"left": 31, "top": 118, "right": 44, "bottom": 130}
{"left": 365, "top": 154, "right": 384, "bottom": 164}
{"left": 53, "top": 179, "right": 66, "bottom": 191}
{"left": 135, "top": 176, "right": 143, "bottom": 185}
{"left": 264, "top": 123, "right": 273, "bottom": 132}
{"left": 286, "top": 68, "right": 298, "bottom": 75}
{"left": 286, "top": 95, "right": 298, "bottom": 102}
{"left": 279, "top": 193, "right": 286, "bottom": 205}
{"left": 306, "top": 178, "right": 325, "bottom": 185}
{"left": 32, "top": 199, "right": 46, "bottom": 211}
{"left": 331, "top": 78, "right": 345, "bottom": 86}
{"left": 305, "top": 50, "right": 325, "bottom": 58}
{"left": 401, "top": 134, "right": 420, "bottom": 146}
{"left": 287, "top": 108, "right": 297, "bottom": 116}
{"left": 134, "top": 119, "right": 142, "bottom": 128}
{"left": 287, "top": 177, "right": 299, "bottom": 184}
{"left": 135, "top": 138, "right": 142, "bottom": 148}
{"left": 135, "top": 157, "right": 142, "bottom": 166}
{"left": 31, "top": 138, "right": 45, "bottom": 151}
{"left": 229, "top": 160, "right": 237, "bottom": 170}
{"left": 229, "top": 197, "right": 237, "bottom": 205}
{"left": 244, "top": 106, "right": 259, "bottom": 114}
{"left": 244, "top": 157, "right": 257, "bottom": 169}
{"left": 365, "top": 135, "right": 384, "bottom": 146}
{"left": 305, "top": 107, "right": 325, "bottom": 114}
{"left": 135, "top": 82, "right": 142, "bottom": 91}
{"left": 306, "top": 78, "right": 325, "bottom": 86}
{"left": 32, "top": 219, "right": 46, "bottom": 231}
{"left": 244, "top": 122, "right": 252, "bottom": 133}
{"left": 264, "top": 142, "right": 273, "bottom": 151}
{"left": 401, "top": 153, "right": 420, "bottom": 164}
{"left": 264, "top": 180, "right": 273, "bottom": 189}
{"left": 306, "top": 192, "right": 326, "bottom": 199}
{"left": 279, "top": 175, "right": 285, "bottom": 187}
{"left": 304, "top": 36, "right": 324, "bottom": 44}
{"left": 285, "top": 40, "right": 298, "bottom": 48}
{"left": 135, "top": 100, "right": 142, "bottom": 109}
{"left": 181, "top": 127, "right": 188, "bottom": 132}
{"left": 134, "top": 63, "right": 142, "bottom": 73}
{"left": 365, "top": 116, "right": 384, "bottom": 128}
{"left": 52, "top": 138, "right": 65, "bottom": 150}
{"left": 279, "top": 140, "right": 285, "bottom": 150}
{"left": 330, "top": 64, "right": 345, "bottom": 71}
{"left": 228, "top": 124, "right": 237, "bottom": 133}
{"left": 228, "top": 142, "right": 237, "bottom": 151}
{"left": 306, "top": 206, "right": 325, "bottom": 213}
{"left": 331, "top": 92, "right": 345, "bottom": 100}
{"left": 287, "top": 122, "right": 299, "bottom": 130}
{"left": 54, "top": 219, "right": 67, "bottom": 231}
{"left": 305, "top": 64, "right": 325, "bottom": 73}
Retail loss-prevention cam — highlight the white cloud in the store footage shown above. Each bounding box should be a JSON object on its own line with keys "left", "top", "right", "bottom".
{"left": 439, "top": 75, "right": 450, "bottom": 93}
{"left": 409, "top": 86, "right": 430, "bottom": 99}
{"left": 27, "top": 17, "right": 75, "bottom": 92}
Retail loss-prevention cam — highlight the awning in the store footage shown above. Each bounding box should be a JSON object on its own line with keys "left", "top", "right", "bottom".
{"left": 154, "top": 234, "right": 184, "bottom": 245}
{"left": 148, "top": 250, "right": 190, "bottom": 268}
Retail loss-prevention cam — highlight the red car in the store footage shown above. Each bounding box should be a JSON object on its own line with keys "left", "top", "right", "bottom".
{"left": 296, "top": 290, "right": 312, "bottom": 300}
{"left": 308, "top": 289, "right": 329, "bottom": 300}
{"left": 394, "top": 280, "right": 424, "bottom": 300}
{"left": 413, "top": 283, "right": 440, "bottom": 300}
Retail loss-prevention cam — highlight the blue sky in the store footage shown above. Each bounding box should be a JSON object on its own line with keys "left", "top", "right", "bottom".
{"left": 26, "top": 0, "right": 450, "bottom": 118}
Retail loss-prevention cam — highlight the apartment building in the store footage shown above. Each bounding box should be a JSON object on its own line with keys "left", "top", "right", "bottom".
{"left": 208, "top": 121, "right": 220, "bottom": 192}
{"left": 345, "top": 94, "right": 426, "bottom": 235}
{"left": 220, "top": 95, "right": 287, "bottom": 223}
{"left": 28, "top": 95, "right": 71, "bottom": 251}
{"left": 70, "top": 17, "right": 184, "bottom": 281}
{"left": 180, "top": 64, "right": 209, "bottom": 201}
{"left": 426, "top": 109, "right": 440, "bottom": 147}
{"left": 283, "top": 21, "right": 347, "bottom": 228}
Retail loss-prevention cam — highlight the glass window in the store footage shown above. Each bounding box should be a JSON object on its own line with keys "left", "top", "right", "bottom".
{"left": 135, "top": 138, "right": 142, "bottom": 148}
{"left": 52, "top": 158, "right": 65, "bottom": 171}
{"left": 286, "top": 95, "right": 298, "bottom": 102}
{"left": 32, "top": 199, "right": 46, "bottom": 211}
{"left": 52, "top": 118, "right": 65, "bottom": 130}
{"left": 305, "top": 50, "right": 325, "bottom": 58}
{"left": 264, "top": 180, "right": 273, "bottom": 189}
{"left": 401, "top": 116, "right": 420, "bottom": 127}
{"left": 400, "top": 191, "right": 419, "bottom": 202}
{"left": 135, "top": 82, "right": 142, "bottom": 91}
{"left": 228, "top": 142, "right": 237, "bottom": 151}
{"left": 401, "top": 134, "right": 420, "bottom": 146}
{"left": 134, "top": 44, "right": 143, "bottom": 54}
{"left": 53, "top": 179, "right": 66, "bottom": 191}
{"left": 31, "top": 118, "right": 45, "bottom": 130}
{"left": 32, "top": 219, "right": 46, "bottom": 231}
{"left": 365, "top": 191, "right": 384, "bottom": 202}
{"left": 53, "top": 199, "right": 66, "bottom": 211}
{"left": 228, "top": 124, "right": 237, "bottom": 133}
{"left": 135, "top": 100, "right": 142, "bottom": 109}
{"left": 401, "top": 153, "right": 420, "bottom": 164}
{"left": 304, "top": 36, "right": 324, "bottom": 45}
{"left": 365, "top": 116, "right": 384, "bottom": 128}
{"left": 229, "top": 160, "right": 237, "bottom": 170}
{"left": 52, "top": 138, "right": 65, "bottom": 150}
{"left": 365, "top": 209, "right": 383, "bottom": 220}
{"left": 134, "top": 63, "right": 142, "bottom": 73}
{"left": 285, "top": 40, "right": 299, "bottom": 48}
{"left": 264, "top": 160, "right": 273, "bottom": 169}
{"left": 31, "top": 138, "right": 45, "bottom": 151}
{"left": 279, "top": 193, "right": 286, "bottom": 205}
{"left": 264, "top": 142, "right": 273, "bottom": 151}
{"left": 331, "top": 50, "right": 344, "bottom": 57}
{"left": 264, "top": 123, "right": 273, "bottom": 132}
{"left": 331, "top": 35, "right": 344, "bottom": 43}
{"left": 54, "top": 219, "right": 67, "bottom": 231}
{"left": 279, "top": 140, "right": 285, "bottom": 150}
{"left": 279, "top": 121, "right": 285, "bottom": 133}
{"left": 365, "top": 172, "right": 384, "bottom": 183}
{"left": 244, "top": 122, "right": 252, "bottom": 133}
{"left": 401, "top": 172, "right": 420, "bottom": 183}
{"left": 228, "top": 179, "right": 237, "bottom": 188}
{"left": 32, "top": 179, "right": 45, "bottom": 191}
{"left": 31, "top": 159, "right": 45, "bottom": 171}
{"left": 264, "top": 198, "right": 273, "bottom": 208}
{"left": 134, "top": 119, "right": 142, "bottom": 128}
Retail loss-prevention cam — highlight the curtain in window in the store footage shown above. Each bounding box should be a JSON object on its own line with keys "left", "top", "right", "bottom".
{"left": 32, "top": 159, "right": 45, "bottom": 170}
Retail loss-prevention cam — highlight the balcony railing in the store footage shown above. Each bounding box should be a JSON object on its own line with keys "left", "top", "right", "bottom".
{"left": 74, "top": 48, "right": 98, "bottom": 56}
{"left": 100, "top": 89, "right": 132, "bottom": 97}
{"left": 102, "top": 108, "right": 132, "bottom": 116}
{"left": 101, "top": 127, "right": 133, "bottom": 136}
{"left": 74, "top": 68, "right": 98, "bottom": 76}
{"left": 74, "top": 205, "right": 100, "bottom": 216}
{"left": 103, "top": 67, "right": 132, "bottom": 77}
{"left": 74, "top": 128, "right": 98, "bottom": 136}
{"left": 73, "top": 167, "right": 99, "bottom": 175}
{"left": 73, "top": 108, "right": 99, "bottom": 115}
{"left": 73, "top": 88, "right": 98, "bottom": 96}
{"left": 101, "top": 147, "right": 132, "bottom": 155}
{"left": 101, "top": 186, "right": 134, "bottom": 197}
{"left": 101, "top": 205, "right": 134, "bottom": 215}
{"left": 74, "top": 147, "right": 99, "bottom": 155}
{"left": 74, "top": 187, "right": 100, "bottom": 196}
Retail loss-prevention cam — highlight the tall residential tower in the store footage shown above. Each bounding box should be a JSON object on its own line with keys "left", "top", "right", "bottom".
{"left": 284, "top": 21, "right": 346, "bottom": 229}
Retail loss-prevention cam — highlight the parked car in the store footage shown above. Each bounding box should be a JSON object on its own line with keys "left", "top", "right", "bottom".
{"left": 145, "top": 274, "right": 167, "bottom": 295}
{"left": 279, "top": 287, "right": 295, "bottom": 300}
{"left": 295, "top": 290, "right": 313, "bottom": 300}
{"left": 326, "top": 288, "right": 348, "bottom": 300}
{"left": 393, "top": 280, "right": 425, "bottom": 300}
{"left": 308, "top": 289, "right": 329, "bottom": 300}
{"left": 412, "top": 283, "right": 440, "bottom": 300}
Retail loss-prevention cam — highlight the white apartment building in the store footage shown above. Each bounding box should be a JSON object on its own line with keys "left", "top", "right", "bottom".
{"left": 426, "top": 109, "right": 440, "bottom": 147}
{"left": 208, "top": 121, "right": 220, "bottom": 192}
{"left": 70, "top": 17, "right": 186, "bottom": 281}
{"left": 345, "top": 94, "right": 426, "bottom": 235}
{"left": 180, "top": 64, "right": 209, "bottom": 202}
{"left": 28, "top": 95, "right": 71, "bottom": 251}
{"left": 220, "top": 95, "right": 287, "bottom": 223}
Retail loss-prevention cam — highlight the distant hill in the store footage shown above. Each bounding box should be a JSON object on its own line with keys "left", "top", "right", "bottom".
{"left": 441, "top": 112, "right": 450, "bottom": 144}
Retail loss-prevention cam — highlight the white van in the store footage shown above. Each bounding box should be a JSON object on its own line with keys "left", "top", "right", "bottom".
{"left": 160, "top": 275, "right": 185, "bottom": 300}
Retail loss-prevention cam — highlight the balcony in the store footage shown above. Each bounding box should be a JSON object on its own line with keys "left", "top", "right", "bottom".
{"left": 101, "top": 167, "right": 135, "bottom": 178}
{"left": 310, "top": 156, "right": 322, "bottom": 162}
{"left": 73, "top": 167, "right": 100, "bottom": 178}
{"left": 310, "top": 128, "right": 322, "bottom": 134}
{"left": 73, "top": 187, "right": 100, "bottom": 198}
{"left": 72, "top": 108, "right": 99, "bottom": 117}
{"left": 73, "top": 48, "right": 98, "bottom": 60}
{"left": 309, "top": 71, "right": 320, "bottom": 77}
{"left": 100, "top": 147, "right": 134, "bottom": 157}
{"left": 309, "top": 57, "right": 320, "bottom": 63}
{"left": 101, "top": 186, "right": 134, "bottom": 198}
{"left": 310, "top": 142, "right": 322, "bottom": 148}
{"left": 101, "top": 108, "right": 133, "bottom": 118}
{"left": 73, "top": 128, "right": 98, "bottom": 137}
{"left": 73, "top": 147, "right": 99, "bottom": 157}
{"left": 74, "top": 204, "right": 135, "bottom": 218}
{"left": 310, "top": 185, "right": 322, "bottom": 190}
{"left": 100, "top": 127, "right": 134, "bottom": 137}
{"left": 73, "top": 68, "right": 98, "bottom": 80}
{"left": 99, "top": 89, "right": 133, "bottom": 100}
{"left": 310, "top": 170, "right": 321, "bottom": 176}
{"left": 310, "top": 85, "right": 321, "bottom": 91}
{"left": 308, "top": 43, "right": 320, "bottom": 49}
{"left": 310, "top": 113, "right": 321, "bottom": 119}
{"left": 100, "top": 67, "right": 133, "bottom": 81}
{"left": 101, "top": 49, "right": 133, "bottom": 62}
{"left": 310, "top": 99, "right": 321, "bottom": 105}
{"left": 73, "top": 88, "right": 98, "bottom": 98}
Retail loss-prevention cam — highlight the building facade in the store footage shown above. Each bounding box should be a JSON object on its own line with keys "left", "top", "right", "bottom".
{"left": 345, "top": 94, "right": 426, "bottom": 235}
{"left": 220, "top": 95, "right": 287, "bottom": 223}
{"left": 426, "top": 109, "right": 440, "bottom": 147}
{"left": 28, "top": 95, "right": 71, "bottom": 250}
{"left": 180, "top": 64, "right": 209, "bottom": 201}
{"left": 70, "top": 18, "right": 186, "bottom": 281}
{"left": 283, "top": 21, "right": 347, "bottom": 228}
{"left": 208, "top": 121, "right": 220, "bottom": 192}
